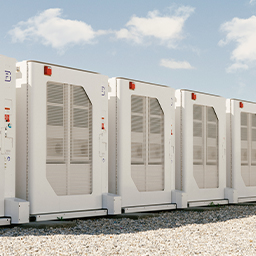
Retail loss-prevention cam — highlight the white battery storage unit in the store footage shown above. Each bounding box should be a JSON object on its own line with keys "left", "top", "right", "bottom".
{"left": 0, "top": 54, "right": 29, "bottom": 225}
{"left": 173, "top": 90, "right": 227, "bottom": 208}
{"left": 226, "top": 99, "right": 256, "bottom": 203}
{"left": 16, "top": 61, "right": 108, "bottom": 221}
{"left": 107, "top": 77, "right": 176, "bottom": 214}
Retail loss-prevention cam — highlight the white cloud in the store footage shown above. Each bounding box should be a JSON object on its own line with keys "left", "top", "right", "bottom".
{"left": 116, "top": 6, "right": 194, "bottom": 48}
{"left": 160, "top": 59, "right": 195, "bottom": 69}
{"left": 219, "top": 15, "right": 256, "bottom": 72}
{"left": 250, "top": 0, "right": 256, "bottom": 4}
{"left": 9, "top": 8, "right": 106, "bottom": 51}
{"left": 226, "top": 63, "right": 249, "bottom": 73}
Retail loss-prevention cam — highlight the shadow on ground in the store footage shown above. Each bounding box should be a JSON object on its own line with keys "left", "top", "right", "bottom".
{"left": 0, "top": 204, "right": 256, "bottom": 237}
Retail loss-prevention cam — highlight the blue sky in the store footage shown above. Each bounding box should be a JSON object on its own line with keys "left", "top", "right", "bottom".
{"left": 1, "top": 1, "right": 256, "bottom": 101}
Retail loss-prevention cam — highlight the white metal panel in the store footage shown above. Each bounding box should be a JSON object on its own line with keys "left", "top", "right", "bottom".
{"left": 0, "top": 218, "right": 11, "bottom": 226}
{"left": 227, "top": 99, "right": 256, "bottom": 202}
{"left": 175, "top": 90, "right": 226, "bottom": 205}
{"left": 4, "top": 198, "right": 29, "bottom": 224}
{"left": 0, "top": 55, "right": 16, "bottom": 217}
{"left": 108, "top": 77, "right": 175, "bottom": 209}
{"left": 16, "top": 61, "right": 108, "bottom": 216}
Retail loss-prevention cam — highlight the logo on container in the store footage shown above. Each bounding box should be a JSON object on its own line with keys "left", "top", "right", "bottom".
{"left": 5, "top": 71, "right": 11, "bottom": 82}
{"left": 102, "top": 86, "right": 105, "bottom": 96}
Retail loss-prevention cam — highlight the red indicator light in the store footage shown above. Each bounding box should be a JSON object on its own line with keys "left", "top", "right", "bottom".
{"left": 102, "top": 123, "right": 105, "bottom": 130}
{"left": 240, "top": 102, "right": 243, "bottom": 108}
{"left": 44, "top": 66, "right": 52, "bottom": 76}
{"left": 129, "top": 81, "right": 135, "bottom": 90}
{"left": 191, "top": 93, "right": 196, "bottom": 100}
{"left": 5, "top": 114, "right": 10, "bottom": 122}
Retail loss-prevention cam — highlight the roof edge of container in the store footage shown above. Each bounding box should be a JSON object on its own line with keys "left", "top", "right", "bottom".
{"left": 180, "top": 89, "right": 221, "bottom": 98}
{"left": 229, "top": 98, "right": 256, "bottom": 105}
{"left": 24, "top": 60, "right": 100, "bottom": 75}
{"left": 113, "top": 77, "right": 170, "bottom": 88}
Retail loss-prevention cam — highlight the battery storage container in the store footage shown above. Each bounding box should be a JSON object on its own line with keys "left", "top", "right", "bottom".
{"left": 16, "top": 60, "right": 108, "bottom": 221}
{"left": 174, "top": 90, "right": 227, "bottom": 208}
{"left": 226, "top": 99, "right": 256, "bottom": 203}
{"left": 107, "top": 77, "right": 176, "bottom": 214}
{"left": 0, "top": 54, "right": 29, "bottom": 225}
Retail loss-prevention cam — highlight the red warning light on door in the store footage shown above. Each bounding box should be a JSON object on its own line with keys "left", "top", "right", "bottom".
{"left": 129, "top": 81, "right": 135, "bottom": 90}
{"left": 5, "top": 114, "right": 10, "bottom": 122}
{"left": 240, "top": 102, "right": 243, "bottom": 108}
{"left": 191, "top": 93, "right": 197, "bottom": 100}
{"left": 44, "top": 66, "right": 52, "bottom": 76}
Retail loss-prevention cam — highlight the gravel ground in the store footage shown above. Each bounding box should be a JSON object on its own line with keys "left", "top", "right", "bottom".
{"left": 1, "top": 205, "right": 256, "bottom": 255}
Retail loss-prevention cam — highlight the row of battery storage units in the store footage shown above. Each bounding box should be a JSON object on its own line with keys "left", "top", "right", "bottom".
{"left": 173, "top": 92, "right": 256, "bottom": 207}
{"left": 15, "top": 60, "right": 109, "bottom": 221}
{"left": 0, "top": 55, "right": 29, "bottom": 227}
{"left": 2, "top": 53, "right": 256, "bottom": 223}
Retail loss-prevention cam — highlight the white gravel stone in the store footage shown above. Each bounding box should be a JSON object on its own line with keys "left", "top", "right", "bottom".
{"left": 1, "top": 205, "right": 256, "bottom": 255}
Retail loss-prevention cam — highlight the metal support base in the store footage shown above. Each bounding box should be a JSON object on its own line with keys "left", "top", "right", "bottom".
{"left": 0, "top": 218, "right": 11, "bottom": 226}
{"left": 32, "top": 209, "right": 108, "bottom": 222}
{"left": 122, "top": 204, "right": 176, "bottom": 213}
{"left": 188, "top": 199, "right": 228, "bottom": 207}
{"left": 238, "top": 197, "right": 256, "bottom": 203}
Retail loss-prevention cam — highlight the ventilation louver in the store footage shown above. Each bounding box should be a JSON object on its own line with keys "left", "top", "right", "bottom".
{"left": 131, "top": 95, "right": 164, "bottom": 192}
{"left": 193, "top": 105, "right": 218, "bottom": 189}
{"left": 46, "top": 83, "right": 92, "bottom": 196}
{"left": 241, "top": 112, "right": 256, "bottom": 186}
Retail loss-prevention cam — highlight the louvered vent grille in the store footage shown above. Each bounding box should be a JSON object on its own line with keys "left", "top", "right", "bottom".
{"left": 131, "top": 95, "right": 164, "bottom": 192}
{"left": 241, "top": 112, "right": 248, "bottom": 166}
{"left": 241, "top": 112, "right": 256, "bottom": 186}
{"left": 251, "top": 114, "right": 256, "bottom": 166}
{"left": 46, "top": 83, "right": 65, "bottom": 163}
{"left": 46, "top": 83, "right": 92, "bottom": 196}
{"left": 131, "top": 96, "right": 145, "bottom": 165}
{"left": 193, "top": 105, "right": 203, "bottom": 165}
{"left": 193, "top": 105, "right": 218, "bottom": 189}
{"left": 206, "top": 107, "right": 218, "bottom": 165}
